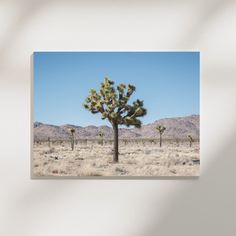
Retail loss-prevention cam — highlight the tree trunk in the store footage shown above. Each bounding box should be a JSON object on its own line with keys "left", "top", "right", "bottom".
{"left": 112, "top": 123, "right": 119, "bottom": 162}
{"left": 160, "top": 133, "right": 162, "bottom": 147}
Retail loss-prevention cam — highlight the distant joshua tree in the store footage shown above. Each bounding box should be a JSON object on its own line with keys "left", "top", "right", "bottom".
{"left": 175, "top": 138, "right": 180, "bottom": 147}
{"left": 150, "top": 139, "right": 155, "bottom": 145}
{"left": 99, "top": 130, "right": 104, "bottom": 145}
{"left": 83, "top": 77, "right": 147, "bottom": 162}
{"left": 188, "top": 135, "right": 194, "bottom": 147}
{"left": 156, "top": 125, "right": 166, "bottom": 147}
{"left": 48, "top": 137, "right": 51, "bottom": 147}
{"left": 69, "top": 128, "right": 75, "bottom": 151}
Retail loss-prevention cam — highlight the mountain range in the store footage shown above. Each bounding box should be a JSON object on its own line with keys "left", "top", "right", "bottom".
{"left": 34, "top": 114, "right": 199, "bottom": 140}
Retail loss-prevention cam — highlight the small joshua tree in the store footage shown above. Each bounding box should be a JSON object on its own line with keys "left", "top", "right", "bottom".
{"left": 175, "top": 138, "right": 180, "bottom": 147}
{"left": 48, "top": 137, "right": 51, "bottom": 147}
{"left": 188, "top": 135, "right": 194, "bottom": 147}
{"left": 98, "top": 130, "right": 104, "bottom": 145}
{"left": 150, "top": 139, "right": 155, "bottom": 145}
{"left": 124, "top": 139, "right": 128, "bottom": 146}
{"left": 69, "top": 128, "right": 75, "bottom": 151}
{"left": 83, "top": 77, "right": 147, "bottom": 162}
{"left": 156, "top": 125, "right": 166, "bottom": 147}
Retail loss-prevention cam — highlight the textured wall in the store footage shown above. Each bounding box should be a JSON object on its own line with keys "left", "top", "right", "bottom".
{"left": 0, "top": 0, "right": 236, "bottom": 235}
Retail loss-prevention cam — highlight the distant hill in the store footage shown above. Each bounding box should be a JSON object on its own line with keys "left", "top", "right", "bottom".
{"left": 34, "top": 115, "right": 199, "bottom": 140}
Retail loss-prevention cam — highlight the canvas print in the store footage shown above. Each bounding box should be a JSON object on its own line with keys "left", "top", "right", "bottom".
{"left": 33, "top": 52, "right": 200, "bottom": 177}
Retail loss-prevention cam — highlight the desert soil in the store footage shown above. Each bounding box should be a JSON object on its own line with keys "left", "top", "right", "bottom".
{"left": 32, "top": 140, "right": 200, "bottom": 177}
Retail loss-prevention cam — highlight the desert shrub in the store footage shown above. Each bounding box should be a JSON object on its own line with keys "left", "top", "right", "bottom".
{"left": 79, "top": 170, "right": 103, "bottom": 176}
{"left": 144, "top": 150, "right": 151, "bottom": 155}
{"left": 126, "top": 160, "right": 136, "bottom": 165}
{"left": 43, "top": 147, "right": 55, "bottom": 154}
{"left": 115, "top": 167, "right": 125, "bottom": 172}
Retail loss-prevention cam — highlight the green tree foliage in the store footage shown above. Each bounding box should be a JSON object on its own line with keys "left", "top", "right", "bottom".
{"left": 83, "top": 77, "right": 147, "bottom": 162}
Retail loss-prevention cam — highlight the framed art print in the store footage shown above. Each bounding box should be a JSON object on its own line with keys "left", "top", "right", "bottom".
{"left": 32, "top": 52, "right": 200, "bottom": 177}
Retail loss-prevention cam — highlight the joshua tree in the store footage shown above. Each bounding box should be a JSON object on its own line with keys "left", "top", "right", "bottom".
{"left": 48, "top": 137, "right": 51, "bottom": 147}
{"left": 175, "top": 138, "right": 180, "bottom": 147}
{"left": 124, "top": 139, "right": 128, "bottom": 146}
{"left": 98, "top": 130, "right": 104, "bottom": 145}
{"left": 188, "top": 135, "right": 194, "bottom": 147}
{"left": 69, "top": 128, "right": 75, "bottom": 151}
{"left": 83, "top": 77, "right": 147, "bottom": 162}
{"left": 156, "top": 125, "right": 166, "bottom": 147}
{"left": 150, "top": 139, "right": 155, "bottom": 145}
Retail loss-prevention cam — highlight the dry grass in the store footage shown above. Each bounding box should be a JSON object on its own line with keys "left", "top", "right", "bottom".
{"left": 32, "top": 140, "right": 200, "bottom": 177}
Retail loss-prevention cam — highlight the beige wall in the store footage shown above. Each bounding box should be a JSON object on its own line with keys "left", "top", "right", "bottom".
{"left": 0, "top": 0, "right": 236, "bottom": 235}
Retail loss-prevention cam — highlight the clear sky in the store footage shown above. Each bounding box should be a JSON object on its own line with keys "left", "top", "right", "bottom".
{"left": 34, "top": 52, "right": 199, "bottom": 127}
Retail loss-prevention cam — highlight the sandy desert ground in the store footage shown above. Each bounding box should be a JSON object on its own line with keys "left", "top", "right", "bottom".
{"left": 32, "top": 139, "right": 200, "bottom": 177}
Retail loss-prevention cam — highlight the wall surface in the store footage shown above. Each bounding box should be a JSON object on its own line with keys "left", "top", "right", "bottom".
{"left": 0, "top": 0, "right": 236, "bottom": 235}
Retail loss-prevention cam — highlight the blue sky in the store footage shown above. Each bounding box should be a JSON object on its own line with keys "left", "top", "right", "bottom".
{"left": 34, "top": 52, "right": 199, "bottom": 127}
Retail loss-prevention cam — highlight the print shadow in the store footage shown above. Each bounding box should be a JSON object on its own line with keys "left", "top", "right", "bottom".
{"left": 136, "top": 130, "right": 236, "bottom": 236}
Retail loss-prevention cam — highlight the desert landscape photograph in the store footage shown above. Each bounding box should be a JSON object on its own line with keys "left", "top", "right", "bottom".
{"left": 33, "top": 52, "right": 200, "bottom": 177}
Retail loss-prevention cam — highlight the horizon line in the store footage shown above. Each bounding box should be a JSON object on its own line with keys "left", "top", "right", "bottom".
{"left": 34, "top": 113, "right": 200, "bottom": 128}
